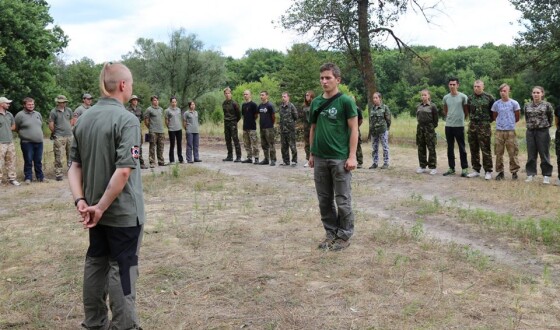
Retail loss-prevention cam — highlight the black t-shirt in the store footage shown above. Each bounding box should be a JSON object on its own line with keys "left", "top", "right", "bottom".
{"left": 258, "top": 102, "right": 275, "bottom": 129}
{"left": 242, "top": 101, "right": 258, "bottom": 130}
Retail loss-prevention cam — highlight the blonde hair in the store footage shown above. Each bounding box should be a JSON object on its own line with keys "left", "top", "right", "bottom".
{"left": 420, "top": 89, "right": 431, "bottom": 101}
{"left": 99, "top": 62, "right": 132, "bottom": 97}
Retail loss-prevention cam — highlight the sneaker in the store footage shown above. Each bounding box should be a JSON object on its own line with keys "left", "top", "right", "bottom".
{"left": 484, "top": 172, "right": 492, "bottom": 180}
{"left": 279, "top": 162, "right": 289, "bottom": 166}
{"left": 24, "top": 179, "right": 31, "bottom": 185}
{"left": 194, "top": 159, "right": 202, "bottom": 162}
{"left": 442, "top": 168, "right": 455, "bottom": 176}
{"left": 291, "top": 162, "right": 297, "bottom": 167}
{"left": 55, "top": 176, "right": 63, "bottom": 181}
{"left": 543, "top": 176, "right": 551, "bottom": 184}
{"left": 234, "top": 158, "right": 242, "bottom": 163}
{"left": 270, "top": 161, "right": 276, "bottom": 166}
{"left": 187, "top": 161, "right": 194, "bottom": 164}
{"left": 9, "top": 180, "right": 21, "bottom": 186}
{"left": 381, "top": 164, "right": 389, "bottom": 169}
{"left": 258, "top": 159, "right": 269, "bottom": 165}
{"left": 318, "top": 238, "right": 335, "bottom": 250}
{"left": 416, "top": 167, "right": 425, "bottom": 174}
{"left": 222, "top": 157, "right": 233, "bottom": 162}
{"left": 38, "top": 178, "right": 49, "bottom": 183}
{"left": 461, "top": 169, "right": 468, "bottom": 177}
{"left": 525, "top": 175, "right": 534, "bottom": 183}
{"left": 429, "top": 169, "right": 437, "bottom": 175}
{"left": 330, "top": 238, "right": 350, "bottom": 251}
{"left": 467, "top": 171, "right": 480, "bottom": 178}
{"left": 495, "top": 172, "right": 504, "bottom": 181}
{"left": 241, "top": 158, "right": 253, "bottom": 164}
{"left": 369, "top": 163, "right": 378, "bottom": 169}
{"left": 303, "top": 161, "right": 309, "bottom": 168}
{"left": 149, "top": 164, "right": 155, "bottom": 168}
{"left": 512, "top": 172, "right": 518, "bottom": 180}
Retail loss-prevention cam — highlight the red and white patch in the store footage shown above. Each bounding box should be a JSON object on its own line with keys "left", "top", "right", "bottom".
{"left": 131, "top": 146, "right": 140, "bottom": 159}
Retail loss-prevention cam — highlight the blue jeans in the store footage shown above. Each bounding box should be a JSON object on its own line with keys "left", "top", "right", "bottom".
{"left": 313, "top": 156, "right": 354, "bottom": 241}
{"left": 186, "top": 133, "right": 200, "bottom": 162}
{"left": 21, "top": 141, "right": 44, "bottom": 181}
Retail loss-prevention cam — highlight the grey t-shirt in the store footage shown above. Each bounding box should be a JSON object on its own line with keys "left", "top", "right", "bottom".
{"left": 183, "top": 110, "right": 200, "bottom": 134}
{"left": 443, "top": 92, "right": 468, "bottom": 127}
{"left": 71, "top": 97, "right": 145, "bottom": 227}
{"left": 164, "top": 107, "right": 182, "bottom": 131}
{"left": 49, "top": 107, "right": 73, "bottom": 137}
{"left": 0, "top": 111, "right": 15, "bottom": 143}
{"left": 144, "top": 106, "right": 164, "bottom": 133}
{"left": 73, "top": 104, "right": 90, "bottom": 119}
{"left": 15, "top": 110, "right": 43, "bottom": 143}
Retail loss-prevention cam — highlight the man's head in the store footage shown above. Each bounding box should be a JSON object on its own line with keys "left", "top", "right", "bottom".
{"left": 129, "top": 95, "right": 139, "bottom": 107}
{"left": 281, "top": 92, "right": 290, "bottom": 103}
{"left": 170, "top": 97, "right": 177, "bottom": 108}
{"left": 150, "top": 95, "right": 159, "bottom": 107}
{"left": 448, "top": 77, "right": 459, "bottom": 94}
{"left": 0, "top": 97, "right": 12, "bottom": 110}
{"left": 224, "top": 87, "right": 232, "bottom": 101}
{"left": 319, "top": 63, "right": 341, "bottom": 95}
{"left": 243, "top": 90, "right": 251, "bottom": 102}
{"left": 23, "top": 97, "right": 34, "bottom": 111}
{"left": 82, "top": 93, "right": 93, "bottom": 106}
{"left": 55, "top": 95, "right": 68, "bottom": 109}
{"left": 98, "top": 62, "right": 133, "bottom": 103}
{"left": 473, "top": 80, "right": 485, "bottom": 95}
{"left": 259, "top": 91, "right": 268, "bottom": 103}
{"left": 498, "top": 83, "right": 510, "bottom": 100}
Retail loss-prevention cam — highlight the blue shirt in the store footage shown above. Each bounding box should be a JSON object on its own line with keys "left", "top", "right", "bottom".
{"left": 492, "top": 99, "right": 520, "bottom": 131}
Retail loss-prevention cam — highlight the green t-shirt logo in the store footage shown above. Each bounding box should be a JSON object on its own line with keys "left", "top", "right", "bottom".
{"left": 327, "top": 108, "right": 338, "bottom": 119}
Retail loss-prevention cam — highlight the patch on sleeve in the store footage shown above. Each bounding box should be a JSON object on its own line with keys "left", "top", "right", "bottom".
{"left": 131, "top": 146, "right": 140, "bottom": 159}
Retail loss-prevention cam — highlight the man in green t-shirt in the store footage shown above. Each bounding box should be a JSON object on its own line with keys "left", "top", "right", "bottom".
{"left": 144, "top": 95, "right": 165, "bottom": 167}
{"left": 48, "top": 94, "right": 74, "bottom": 181}
{"left": 0, "top": 96, "right": 20, "bottom": 186}
{"left": 309, "top": 63, "right": 358, "bottom": 251}
{"left": 69, "top": 62, "right": 145, "bottom": 330}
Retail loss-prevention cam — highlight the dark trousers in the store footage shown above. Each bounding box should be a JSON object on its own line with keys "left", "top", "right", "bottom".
{"left": 526, "top": 128, "right": 552, "bottom": 176}
{"left": 20, "top": 141, "right": 44, "bottom": 181}
{"left": 224, "top": 120, "right": 241, "bottom": 158}
{"left": 168, "top": 130, "right": 183, "bottom": 163}
{"left": 186, "top": 133, "right": 200, "bottom": 162}
{"left": 445, "top": 126, "right": 468, "bottom": 170}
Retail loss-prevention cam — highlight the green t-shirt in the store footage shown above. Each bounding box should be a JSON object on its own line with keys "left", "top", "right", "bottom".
{"left": 310, "top": 94, "right": 357, "bottom": 159}
{"left": 49, "top": 107, "right": 73, "bottom": 137}
{"left": 70, "top": 98, "right": 145, "bottom": 227}
{"left": 144, "top": 106, "right": 164, "bottom": 133}
{"left": 443, "top": 92, "right": 468, "bottom": 127}
{"left": 0, "top": 111, "right": 15, "bottom": 143}
{"left": 15, "top": 110, "right": 43, "bottom": 143}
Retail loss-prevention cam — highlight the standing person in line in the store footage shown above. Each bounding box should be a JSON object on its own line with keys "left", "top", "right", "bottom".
{"left": 415, "top": 90, "right": 439, "bottom": 175}
{"left": 144, "top": 95, "right": 165, "bottom": 167}
{"left": 368, "top": 92, "right": 391, "bottom": 169}
{"left": 222, "top": 87, "right": 242, "bottom": 162}
{"left": 68, "top": 61, "right": 145, "bottom": 330}
{"left": 492, "top": 83, "right": 521, "bottom": 180}
{"left": 301, "top": 90, "right": 315, "bottom": 167}
{"left": 309, "top": 63, "right": 358, "bottom": 251}
{"left": 279, "top": 92, "right": 298, "bottom": 166}
{"left": 126, "top": 95, "right": 147, "bottom": 169}
{"left": 0, "top": 97, "right": 20, "bottom": 186}
{"left": 524, "top": 86, "right": 553, "bottom": 184}
{"left": 355, "top": 97, "right": 364, "bottom": 169}
{"left": 466, "top": 80, "right": 495, "bottom": 180}
{"left": 183, "top": 101, "right": 202, "bottom": 163}
{"left": 164, "top": 96, "right": 184, "bottom": 164}
{"left": 73, "top": 93, "right": 93, "bottom": 120}
{"left": 442, "top": 77, "right": 469, "bottom": 177}
{"left": 48, "top": 94, "right": 74, "bottom": 181}
{"left": 257, "top": 91, "right": 277, "bottom": 166}
{"left": 15, "top": 97, "right": 46, "bottom": 184}
{"left": 555, "top": 105, "right": 560, "bottom": 186}
{"left": 240, "top": 90, "right": 259, "bottom": 164}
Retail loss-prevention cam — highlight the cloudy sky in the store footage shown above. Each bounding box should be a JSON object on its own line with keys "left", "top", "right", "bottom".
{"left": 48, "top": 0, "right": 523, "bottom": 64}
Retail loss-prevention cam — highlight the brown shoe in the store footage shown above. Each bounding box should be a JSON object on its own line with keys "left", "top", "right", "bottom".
{"left": 318, "top": 238, "right": 335, "bottom": 249}
{"left": 329, "top": 238, "right": 350, "bottom": 251}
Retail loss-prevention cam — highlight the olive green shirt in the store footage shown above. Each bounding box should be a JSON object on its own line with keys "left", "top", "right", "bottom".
{"left": 0, "top": 111, "right": 15, "bottom": 143}
{"left": 70, "top": 98, "right": 145, "bottom": 227}
{"left": 144, "top": 106, "right": 164, "bottom": 133}
{"left": 48, "top": 107, "right": 73, "bottom": 137}
{"left": 15, "top": 110, "right": 43, "bottom": 143}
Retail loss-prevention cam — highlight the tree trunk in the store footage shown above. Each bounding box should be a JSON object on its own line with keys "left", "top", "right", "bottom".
{"left": 357, "top": 0, "right": 377, "bottom": 106}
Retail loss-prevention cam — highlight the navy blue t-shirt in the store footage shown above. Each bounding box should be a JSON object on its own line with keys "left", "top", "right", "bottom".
{"left": 258, "top": 102, "right": 275, "bottom": 129}
{"left": 242, "top": 101, "right": 258, "bottom": 130}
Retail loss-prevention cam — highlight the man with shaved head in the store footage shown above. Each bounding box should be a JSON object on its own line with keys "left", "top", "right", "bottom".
{"left": 69, "top": 62, "right": 145, "bottom": 330}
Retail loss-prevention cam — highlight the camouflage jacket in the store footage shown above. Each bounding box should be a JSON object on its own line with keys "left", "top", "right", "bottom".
{"left": 524, "top": 101, "right": 553, "bottom": 130}
{"left": 468, "top": 92, "right": 494, "bottom": 123}
{"left": 126, "top": 105, "right": 143, "bottom": 123}
{"left": 279, "top": 102, "right": 298, "bottom": 132}
{"left": 369, "top": 104, "right": 391, "bottom": 136}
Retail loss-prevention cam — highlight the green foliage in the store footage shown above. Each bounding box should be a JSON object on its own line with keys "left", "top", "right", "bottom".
{"left": 226, "top": 48, "right": 286, "bottom": 85}
{"left": 276, "top": 44, "right": 322, "bottom": 105}
{"left": 0, "top": 0, "right": 68, "bottom": 116}
{"left": 233, "top": 76, "right": 282, "bottom": 105}
{"left": 197, "top": 90, "right": 224, "bottom": 124}
{"left": 54, "top": 57, "right": 100, "bottom": 108}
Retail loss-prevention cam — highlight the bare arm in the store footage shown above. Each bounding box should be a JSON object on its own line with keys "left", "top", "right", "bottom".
{"left": 345, "top": 116, "right": 358, "bottom": 171}
{"left": 515, "top": 110, "right": 520, "bottom": 123}
{"left": 443, "top": 104, "right": 448, "bottom": 117}
{"left": 308, "top": 123, "right": 316, "bottom": 168}
{"left": 68, "top": 162, "right": 89, "bottom": 224}
{"left": 463, "top": 104, "right": 469, "bottom": 120}
{"left": 48, "top": 121, "right": 54, "bottom": 133}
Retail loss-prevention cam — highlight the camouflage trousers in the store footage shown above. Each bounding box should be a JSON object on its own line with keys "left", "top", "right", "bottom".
{"left": 260, "top": 128, "right": 276, "bottom": 161}
{"left": 137, "top": 132, "right": 145, "bottom": 165}
{"left": 468, "top": 122, "right": 493, "bottom": 172}
{"left": 494, "top": 130, "right": 520, "bottom": 174}
{"left": 303, "top": 123, "right": 311, "bottom": 161}
{"left": 371, "top": 131, "right": 389, "bottom": 166}
{"left": 416, "top": 125, "right": 437, "bottom": 169}
{"left": 243, "top": 129, "right": 259, "bottom": 159}
{"left": 224, "top": 120, "right": 241, "bottom": 158}
{"left": 53, "top": 135, "right": 72, "bottom": 177}
{"left": 0, "top": 142, "right": 17, "bottom": 182}
{"left": 556, "top": 130, "right": 560, "bottom": 178}
{"left": 280, "top": 130, "right": 297, "bottom": 164}
{"left": 356, "top": 129, "right": 363, "bottom": 165}
{"left": 149, "top": 132, "right": 165, "bottom": 166}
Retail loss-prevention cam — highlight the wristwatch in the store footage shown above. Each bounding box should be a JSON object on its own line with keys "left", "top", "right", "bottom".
{"left": 74, "top": 197, "right": 87, "bottom": 206}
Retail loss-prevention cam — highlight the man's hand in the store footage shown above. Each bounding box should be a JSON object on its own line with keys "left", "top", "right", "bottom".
{"left": 345, "top": 156, "right": 357, "bottom": 171}
{"left": 82, "top": 205, "right": 105, "bottom": 229}
{"left": 308, "top": 155, "right": 315, "bottom": 168}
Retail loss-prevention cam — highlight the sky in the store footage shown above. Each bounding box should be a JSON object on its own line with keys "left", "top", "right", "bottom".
{"left": 48, "top": 0, "right": 523, "bottom": 64}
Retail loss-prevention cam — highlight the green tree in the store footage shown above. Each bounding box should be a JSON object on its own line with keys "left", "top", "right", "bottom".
{"left": 54, "top": 57, "right": 100, "bottom": 107}
{"left": 228, "top": 48, "right": 286, "bottom": 84}
{"left": 0, "top": 0, "right": 68, "bottom": 115}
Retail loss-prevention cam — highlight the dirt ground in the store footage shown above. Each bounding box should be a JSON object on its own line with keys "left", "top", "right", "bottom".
{"left": 1, "top": 136, "right": 560, "bottom": 329}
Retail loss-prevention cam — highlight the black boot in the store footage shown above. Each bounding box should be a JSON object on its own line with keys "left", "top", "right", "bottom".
{"left": 234, "top": 157, "right": 242, "bottom": 163}
{"left": 253, "top": 158, "right": 259, "bottom": 164}
{"left": 223, "top": 156, "right": 233, "bottom": 161}
{"left": 241, "top": 158, "right": 253, "bottom": 163}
